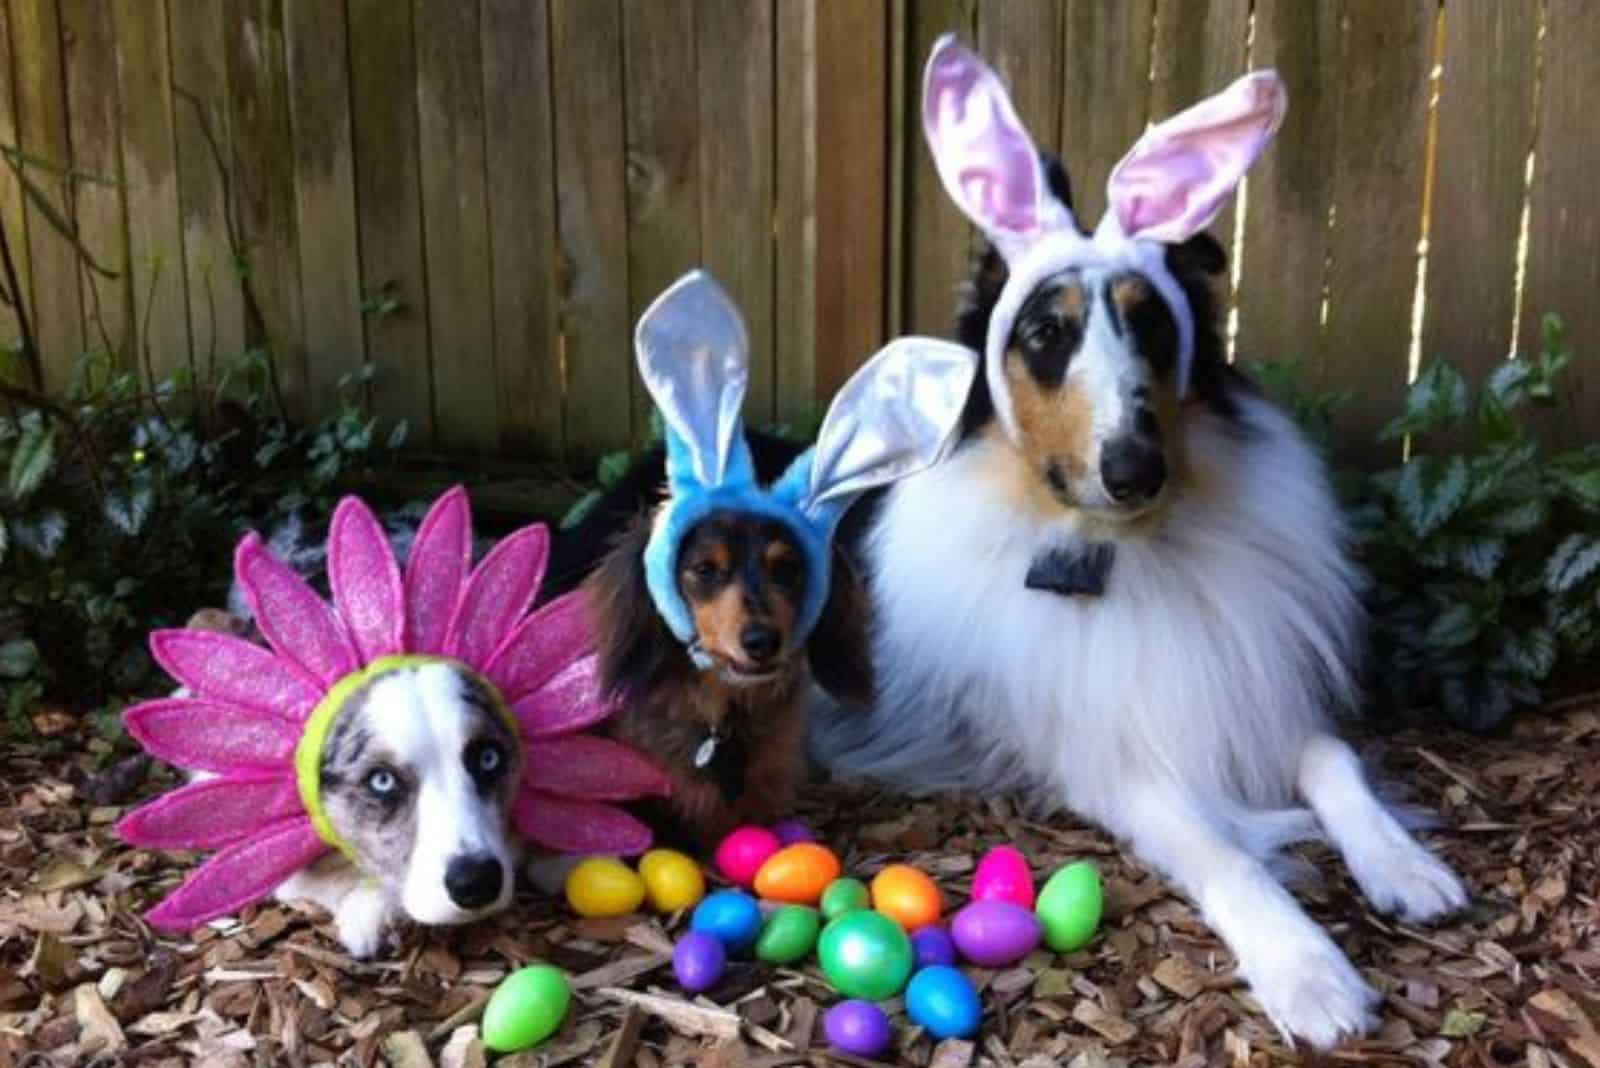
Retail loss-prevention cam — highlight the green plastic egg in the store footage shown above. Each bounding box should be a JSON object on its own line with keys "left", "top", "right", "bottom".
{"left": 482, "top": 964, "right": 570, "bottom": 1053}
{"left": 1035, "top": 861, "right": 1103, "bottom": 952}
{"left": 820, "top": 877, "right": 871, "bottom": 921}
{"left": 756, "top": 905, "right": 820, "bottom": 964}
{"left": 818, "top": 910, "right": 914, "bottom": 1000}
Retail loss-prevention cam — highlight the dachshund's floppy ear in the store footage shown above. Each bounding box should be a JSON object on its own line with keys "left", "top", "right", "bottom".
{"left": 584, "top": 520, "right": 680, "bottom": 704}
{"left": 807, "top": 546, "right": 874, "bottom": 708}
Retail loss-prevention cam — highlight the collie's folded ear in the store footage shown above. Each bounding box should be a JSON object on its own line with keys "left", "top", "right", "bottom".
{"left": 1106, "top": 70, "right": 1286, "bottom": 245}
{"left": 921, "top": 34, "right": 1075, "bottom": 262}
{"left": 807, "top": 546, "right": 874, "bottom": 708}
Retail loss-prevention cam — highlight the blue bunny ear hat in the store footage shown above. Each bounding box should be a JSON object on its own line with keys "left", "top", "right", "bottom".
{"left": 636, "top": 270, "right": 977, "bottom": 649}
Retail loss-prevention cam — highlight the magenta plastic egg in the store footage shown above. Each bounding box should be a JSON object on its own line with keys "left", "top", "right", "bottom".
{"left": 971, "top": 846, "right": 1035, "bottom": 909}
{"left": 950, "top": 900, "right": 1042, "bottom": 967}
{"left": 824, "top": 999, "right": 893, "bottom": 1057}
{"left": 770, "top": 818, "right": 814, "bottom": 845}
{"left": 673, "top": 930, "right": 726, "bottom": 992}
{"left": 911, "top": 925, "right": 958, "bottom": 968}
{"left": 715, "top": 826, "right": 781, "bottom": 887}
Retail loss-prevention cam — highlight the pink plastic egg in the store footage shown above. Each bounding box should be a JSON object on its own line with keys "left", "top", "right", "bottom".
{"left": 715, "top": 826, "right": 781, "bottom": 887}
{"left": 950, "top": 899, "right": 1042, "bottom": 967}
{"left": 970, "top": 845, "right": 1035, "bottom": 909}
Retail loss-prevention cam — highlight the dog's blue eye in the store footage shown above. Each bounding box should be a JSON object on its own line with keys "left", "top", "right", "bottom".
{"left": 366, "top": 768, "right": 398, "bottom": 796}
{"left": 478, "top": 746, "right": 501, "bottom": 773}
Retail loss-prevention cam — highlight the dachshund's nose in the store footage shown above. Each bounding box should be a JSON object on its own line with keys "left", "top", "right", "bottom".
{"left": 740, "top": 622, "right": 781, "bottom": 663}
{"left": 444, "top": 853, "right": 504, "bottom": 910}
{"left": 1100, "top": 437, "right": 1167, "bottom": 504}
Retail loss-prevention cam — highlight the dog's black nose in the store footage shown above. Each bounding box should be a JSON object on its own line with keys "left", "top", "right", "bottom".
{"left": 740, "top": 622, "right": 781, "bottom": 663}
{"left": 1100, "top": 438, "right": 1167, "bottom": 503}
{"left": 444, "top": 854, "right": 504, "bottom": 910}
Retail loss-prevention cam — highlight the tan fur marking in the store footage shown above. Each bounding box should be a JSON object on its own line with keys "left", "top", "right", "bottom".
{"left": 1110, "top": 275, "right": 1155, "bottom": 322}
{"left": 1004, "top": 351, "right": 1096, "bottom": 486}
{"left": 690, "top": 584, "right": 748, "bottom": 665}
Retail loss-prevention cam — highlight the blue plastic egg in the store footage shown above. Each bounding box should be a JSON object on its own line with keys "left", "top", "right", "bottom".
{"left": 690, "top": 889, "right": 763, "bottom": 953}
{"left": 673, "top": 930, "right": 726, "bottom": 992}
{"left": 905, "top": 965, "right": 982, "bottom": 1040}
{"left": 911, "top": 925, "right": 958, "bottom": 968}
{"left": 823, "top": 999, "right": 893, "bottom": 1057}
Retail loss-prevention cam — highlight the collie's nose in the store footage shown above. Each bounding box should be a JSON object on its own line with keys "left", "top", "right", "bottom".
{"left": 740, "top": 622, "right": 781, "bottom": 663}
{"left": 1100, "top": 438, "right": 1167, "bottom": 503}
{"left": 444, "top": 853, "right": 504, "bottom": 910}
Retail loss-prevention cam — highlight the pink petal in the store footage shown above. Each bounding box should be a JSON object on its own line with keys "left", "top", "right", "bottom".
{"left": 511, "top": 654, "right": 614, "bottom": 738}
{"left": 144, "top": 817, "right": 326, "bottom": 931}
{"left": 525, "top": 735, "right": 672, "bottom": 801}
{"left": 125, "top": 698, "right": 298, "bottom": 774}
{"left": 328, "top": 496, "right": 405, "bottom": 663}
{"left": 513, "top": 792, "right": 654, "bottom": 856}
{"left": 236, "top": 533, "right": 359, "bottom": 685}
{"left": 117, "top": 775, "right": 301, "bottom": 850}
{"left": 404, "top": 487, "right": 473, "bottom": 655}
{"left": 444, "top": 524, "right": 550, "bottom": 669}
{"left": 150, "top": 630, "right": 321, "bottom": 721}
{"left": 482, "top": 590, "right": 595, "bottom": 702}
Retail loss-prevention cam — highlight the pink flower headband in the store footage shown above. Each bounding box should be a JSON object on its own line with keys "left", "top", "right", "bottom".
{"left": 117, "top": 488, "right": 670, "bottom": 931}
{"left": 922, "top": 35, "right": 1286, "bottom": 438}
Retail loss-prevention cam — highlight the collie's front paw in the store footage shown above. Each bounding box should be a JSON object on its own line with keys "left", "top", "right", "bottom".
{"left": 335, "top": 888, "right": 392, "bottom": 959}
{"left": 1242, "top": 927, "right": 1380, "bottom": 1049}
{"left": 1345, "top": 822, "right": 1467, "bottom": 923}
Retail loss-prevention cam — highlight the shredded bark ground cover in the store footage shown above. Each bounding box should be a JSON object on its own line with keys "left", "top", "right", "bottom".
{"left": 2, "top": 698, "right": 1598, "bottom": 1067}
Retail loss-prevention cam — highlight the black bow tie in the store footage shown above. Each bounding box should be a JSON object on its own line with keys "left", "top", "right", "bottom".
{"left": 1025, "top": 543, "right": 1115, "bottom": 597}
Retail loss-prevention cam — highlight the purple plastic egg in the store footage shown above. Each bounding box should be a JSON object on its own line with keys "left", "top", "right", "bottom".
{"left": 823, "top": 999, "right": 893, "bottom": 1057}
{"left": 950, "top": 899, "right": 1042, "bottom": 967}
{"left": 673, "top": 930, "right": 726, "bottom": 993}
{"left": 770, "top": 818, "right": 814, "bottom": 846}
{"left": 911, "top": 925, "right": 959, "bottom": 968}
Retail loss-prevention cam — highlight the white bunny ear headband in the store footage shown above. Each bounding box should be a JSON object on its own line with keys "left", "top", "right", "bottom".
{"left": 922, "top": 34, "right": 1285, "bottom": 441}
{"left": 638, "top": 270, "right": 976, "bottom": 650}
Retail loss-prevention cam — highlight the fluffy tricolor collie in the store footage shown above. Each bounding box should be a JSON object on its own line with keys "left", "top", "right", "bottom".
{"left": 813, "top": 38, "right": 1466, "bottom": 1048}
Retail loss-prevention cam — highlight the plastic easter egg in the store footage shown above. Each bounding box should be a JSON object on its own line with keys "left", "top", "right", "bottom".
{"left": 823, "top": 999, "right": 893, "bottom": 1058}
{"left": 771, "top": 818, "right": 814, "bottom": 845}
{"left": 820, "top": 877, "right": 871, "bottom": 921}
{"left": 971, "top": 845, "right": 1036, "bottom": 909}
{"left": 753, "top": 843, "right": 842, "bottom": 905}
{"left": 1035, "top": 861, "right": 1103, "bottom": 952}
{"left": 638, "top": 849, "right": 705, "bottom": 913}
{"left": 564, "top": 857, "right": 645, "bottom": 918}
{"left": 905, "top": 965, "right": 981, "bottom": 1040}
{"left": 482, "top": 964, "right": 570, "bottom": 1053}
{"left": 818, "top": 910, "right": 914, "bottom": 1000}
{"left": 870, "top": 864, "right": 942, "bottom": 930}
{"left": 911, "top": 925, "right": 959, "bottom": 968}
{"left": 755, "top": 905, "right": 821, "bottom": 964}
{"left": 715, "top": 826, "right": 782, "bottom": 887}
{"left": 673, "top": 930, "right": 726, "bottom": 993}
{"left": 950, "top": 900, "right": 1042, "bottom": 967}
{"left": 690, "top": 889, "right": 763, "bottom": 953}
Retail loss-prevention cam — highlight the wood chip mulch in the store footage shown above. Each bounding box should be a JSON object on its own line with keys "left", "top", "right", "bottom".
{"left": 3, "top": 698, "right": 1598, "bottom": 1068}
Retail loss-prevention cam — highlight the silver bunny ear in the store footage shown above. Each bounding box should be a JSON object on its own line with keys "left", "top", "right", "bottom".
{"left": 634, "top": 270, "right": 750, "bottom": 488}
{"left": 804, "top": 338, "right": 977, "bottom": 515}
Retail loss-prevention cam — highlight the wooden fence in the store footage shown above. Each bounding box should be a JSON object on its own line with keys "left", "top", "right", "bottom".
{"left": 0, "top": 1, "right": 1594, "bottom": 464}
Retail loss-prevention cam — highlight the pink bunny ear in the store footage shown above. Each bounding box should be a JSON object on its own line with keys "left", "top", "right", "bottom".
{"left": 922, "top": 34, "right": 1065, "bottom": 261}
{"left": 236, "top": 534, "right": 359, "bottom": 686}
{"left": 328, "top": 497, "right": 405, "bottom": 663}
{"left": 404, "top": 488, "right": 474, "bottom": 655}
{"left": 143, "top": 817, "right": 326, "bottom": 931}
{"left": 1107, "top": 69, "right": 1286, "bottom": 244}
{"left": 443, "top": 523, "right": 550, "bottom": 669}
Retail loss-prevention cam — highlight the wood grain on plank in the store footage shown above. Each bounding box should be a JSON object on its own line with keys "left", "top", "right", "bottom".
{"left": 978, "top": 0, "right": 1061, "bottom": 154}
{"left": 774, "top": 0, "right": 817, "bottom": 425}
{"left": 1060, "top": 0, "right": 1153, "bottom": 227}
{"left": 0, "top": 0, "right": 27, "bottom": 347}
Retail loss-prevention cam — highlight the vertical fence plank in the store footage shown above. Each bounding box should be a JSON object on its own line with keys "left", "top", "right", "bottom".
{"left": 816, "top": 0, "right": 887, "bottom": 395}
{"left": 550, "top": 0, "right": 630, "bottom": 461}
{"left": 482, "top": 0, "right": 561, "bottom": 456}
{"left": 1235, "top": 0, "right": 1340, "bottom": 373}
{"left": 60, "top": 0, "right": 128, "bottom": 363}
{"left": 902, "top": 0, "right": 976, "bottom": 338}
{"left": 13, "top": 0, "right": 81, "bottom": 387}
{"left": 1520, "top": 0, "right": 1600, "bottom": 444}
{"left": 1060, "top": 0, "right": 1153, "bottom": 227}
{"left": 699, "top": 0, "right": 775, "bottom": 422}
{"left": 168, "top": 0, "right": 246, "bottom": 378}
{"left": 0, "top": 0, "right": 26, "bottom": 348}
{"left": 223, "top": 0, "right": 303, "bottom": 415}
{"left": 285, "top": 0, "right": 364, "bottom": 419}
{"left": 1321, "top": 0, "right": 1433, "bottom": 458}
{"left": 623, "top": 0, "right": 700, "bottom": 439}
{"left": 774, "top": 0, "right": 816, "bottom": 425}
{"left": 348, "top": 0, "right": 432, "bottom": 445}
{"left": 978, "top": 1, "right": 1061, "bottom": 151}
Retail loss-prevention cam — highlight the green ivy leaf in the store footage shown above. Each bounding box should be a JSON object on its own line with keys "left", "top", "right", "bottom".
{"left": 1498, "top": 626, "right": 1556, "bottom": 680}
{"left": 560, "top": 489, "right": 601, "bottom": 531}
{"left": 1484, "top": 359, "right": 1535, "bottom": 410}
{"left": 1545, "top": 533, "right": 1600, "bottom": 594}
{"left": 1451, "top": 536, "right": 1505, "bottom": 580}
{"left": 7, "top": 420, "right": 56, "bottom": 499}
{"left": 0, "top": 639, "right": 38, "bottom": 679}
{"left": 103, "top": 486, "right": 154, "bottom": 536}
{"left": 1396, "top": 455, "right": 1470, "bottom": 539}
{"left": 387, "top": 419, "right": 409, "bottom": 451}
{"left": 1384, "top": 362, "right": 1471, "bottom": 440}
{"left": 596, "top": 450, "right": 633, "bottom": 489}
{"left": 1481, "top": 497, "right": 1547, "bottom": 536}
{"left": 1425, "top": 603, "right": 1481, "bottom": 649}
{"left": 13, "top": 509, "right": 66, "bottom": 559}
{"left": 1552, "top": 465, "right": 1600, "bottom": 510}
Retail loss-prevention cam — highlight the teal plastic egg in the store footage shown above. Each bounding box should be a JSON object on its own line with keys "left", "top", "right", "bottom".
{"left": 905, "top": 965, "right": 981, "bottom": 1039}
{"left": 1035, "top": 861, "right": 1103, "bottom": 952}
{"left": 482, "top": 965, "right": 570, "bottom": 1053}
{"left": 818, "top": 910, "right": 914, "bottom": 1000}
{"left": 820, "top": 877, "right": 870, "bottom": 921}
{"left": 755, "top": 905, "right": 820, "bottom": 964}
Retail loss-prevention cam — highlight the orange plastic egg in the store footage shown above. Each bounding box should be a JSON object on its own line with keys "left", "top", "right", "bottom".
{"left": 870, "top": 864, "right": 943, "bottom": 930}
{"left": 752, "top": 843, "right": 842, "bottom": 905}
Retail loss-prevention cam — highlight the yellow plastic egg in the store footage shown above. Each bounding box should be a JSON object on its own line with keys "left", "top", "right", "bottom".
{"left": 638, "top": 848, "right": 706, "bottom": 913}
{"left": 565, "top": 857, "right": 646, "bottom": 918}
